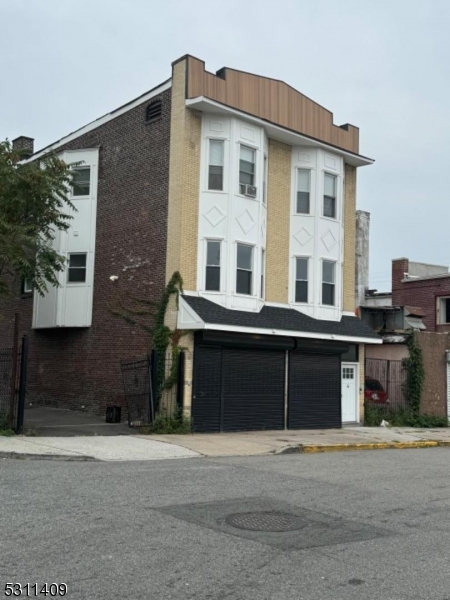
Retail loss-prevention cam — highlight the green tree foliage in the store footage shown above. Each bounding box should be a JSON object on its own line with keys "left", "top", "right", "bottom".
{"left": 0, "top": 140, "right": 75, "bottom": 296}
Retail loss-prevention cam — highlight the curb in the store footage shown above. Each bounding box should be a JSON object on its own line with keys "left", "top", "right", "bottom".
{"left": 296, "top": 441, "right": 440, "bottom": 454}
{"left": 0, "top": 451, "right": 96, "bottom": 461}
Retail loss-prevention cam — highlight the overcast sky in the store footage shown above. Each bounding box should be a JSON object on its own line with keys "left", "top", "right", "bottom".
{"left": 1, "top": 0, "right": 449, "bottom": 291}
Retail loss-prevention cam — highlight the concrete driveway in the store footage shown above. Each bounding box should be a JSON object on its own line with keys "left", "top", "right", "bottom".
{"left": 24, "top": 405, "right": 132, "bottom": 436}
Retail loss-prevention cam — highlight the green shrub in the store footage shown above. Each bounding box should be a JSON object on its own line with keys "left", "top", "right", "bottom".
{"left": 364, "top": 404, "right": 448, "bottom": 428}
{"left": 0, "top": 414, "right": 14, "bottom": 436}
{"left": 140, "top": 408, "right": 192, "bottom": 435}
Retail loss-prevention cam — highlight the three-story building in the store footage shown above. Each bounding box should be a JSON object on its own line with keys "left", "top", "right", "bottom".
{"left": 2, "top": 55, "right": 380, "bottom": 430}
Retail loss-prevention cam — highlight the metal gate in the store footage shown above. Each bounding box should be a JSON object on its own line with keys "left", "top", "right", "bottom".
{"left": 365, "top": 358, "right": 406, "bottom": 410}
{"left": 120, "top": 354, "right": 155, "bottom": 427}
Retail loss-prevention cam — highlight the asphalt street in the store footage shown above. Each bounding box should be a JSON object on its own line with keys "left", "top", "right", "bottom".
{"left": 2, "top": 448, "right": 450, "bottom": 600}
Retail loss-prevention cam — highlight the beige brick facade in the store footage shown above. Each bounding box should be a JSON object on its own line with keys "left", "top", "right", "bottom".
{"left": 266, "top": 139, "right": 291, "bottom": 304}
{"left": 165, "top": 58, "right": 201, "bottom": 290}
{"left": 343, "top": 164, "right": 357, "bottom": 312}
{"left": 181, "top": 332, "right": 195, "bottom": 419}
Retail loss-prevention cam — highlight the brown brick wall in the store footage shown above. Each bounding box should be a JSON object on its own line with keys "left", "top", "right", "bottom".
{"left": 416, "top": 331, "right": 450, "bottom": 417}
{"left": 392, "top": 258, "right": 450, "bottom": 332}
{"left": 0, "top": 87, "right": 172, "bottom": 415}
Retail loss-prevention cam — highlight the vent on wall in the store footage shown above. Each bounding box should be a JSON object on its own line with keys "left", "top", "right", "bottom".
{"left": 146, "top": 99, "right": 162, "bottom": 123}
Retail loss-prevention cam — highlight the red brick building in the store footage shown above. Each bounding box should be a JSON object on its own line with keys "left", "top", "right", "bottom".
{"left": 392, "top": 258, "right": 450, "bottom": 333}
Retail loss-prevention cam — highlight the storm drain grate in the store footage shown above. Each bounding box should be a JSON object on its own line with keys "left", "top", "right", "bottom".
{"left": 225, "top": 511, "right": 306, "bottom": 532}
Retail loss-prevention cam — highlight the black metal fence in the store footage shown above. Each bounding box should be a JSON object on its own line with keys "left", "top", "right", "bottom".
{"left": 120, "top": 350, "right": 186, "bottom": 427}
{"left": 0, "top": 348, "right": 14, "bottom": 428}
{"left": 0, "top": 337, "right": 27, "bottom": 432}
{"left": 365, "top": 358, "right": 407, "bottom": 410}
{"left": 120, "top": 354, "right": 155, "bottom": 427}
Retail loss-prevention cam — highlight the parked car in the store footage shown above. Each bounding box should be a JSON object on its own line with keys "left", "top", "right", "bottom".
{"left": 364, "top": 377, "right": 388, "bottom": 404}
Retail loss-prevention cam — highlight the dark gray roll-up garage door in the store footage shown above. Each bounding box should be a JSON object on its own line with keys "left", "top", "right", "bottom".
{"left": 288, "top": 353, "right": 341, "bottom": 429}
{"left": 193, "top": 346, "right": 285, "bottom": 432}
{"left": 222, "top": 348, "right": 285, "bottom": 432}
{"left": 192, "top": 346, "right": 222, "bottom": 433}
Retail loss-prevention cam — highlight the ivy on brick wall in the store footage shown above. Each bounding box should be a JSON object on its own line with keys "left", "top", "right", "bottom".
{"left": 109, "top": 271, "right": 187, "bottom": 396}
{"left": 402, "top": 333, "right": 425, "bottom": 413}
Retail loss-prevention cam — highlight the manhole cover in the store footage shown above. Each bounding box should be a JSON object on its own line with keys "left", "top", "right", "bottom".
{"left": 225, "top": 511, "right": 305, "bottom": 532}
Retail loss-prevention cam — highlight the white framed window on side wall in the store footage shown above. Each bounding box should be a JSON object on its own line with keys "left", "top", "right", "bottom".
{"left": 205, "top": 240, "right": 221, "bottom": 291}
{"left": 323, "top": 173, "right": 337, "bottom": 219}
{"left": 208, "top": 140, "right": 224, "bottom": 191}
{"left": 72, "top": 167, "right": 91, "bottom": 197}
{"left": 236, "top": 243, "right": 253, "bottom": 295}
{"left": 295, "top": 257, "right": 308, "bottom": 303}
{"left": 239, "top": 146, "right": 256, "bottom": 197}
{"left": 67, "top": 253, "right": 87, "bottom": 283}
{"left": 296, "top": 169, "right": 311, "bottom": 214}
{"left": 322, "top": 260, "right": 336, "bottom": 306}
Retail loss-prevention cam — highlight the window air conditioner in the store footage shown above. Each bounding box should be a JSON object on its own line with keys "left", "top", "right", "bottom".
{"left": 240, "top": 184, "right": 257, "bottom": 198}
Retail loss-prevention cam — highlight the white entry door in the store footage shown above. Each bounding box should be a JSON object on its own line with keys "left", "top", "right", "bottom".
{"left": 341, "top": 363, "right": 358, "bottom": 423}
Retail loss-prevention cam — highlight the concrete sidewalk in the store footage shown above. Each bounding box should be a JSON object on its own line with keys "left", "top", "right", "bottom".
{"left": 2, "top": 426, "right": 450, "bottom": 461}
{"left": 148, "top": 426, "right": 450, "bottom": 457}
{"left": 0, "top": 435, "right": 199, "bottom": 461}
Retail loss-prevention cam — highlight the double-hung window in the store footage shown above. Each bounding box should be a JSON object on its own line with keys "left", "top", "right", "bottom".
{"left": 239, "top": 146, "right": 255, "bottom": 194}
{"left": 23, "top": 278, "right": 33, "bottom": 294}
{"left": 438, "top": 297, "right": 450, "bottom": 324}
{"left": 323, "top": 173, "right": 337, "bottom": 218}
{"left": 296, "top": 169, "right": 311, "bottom": 214}
{"left": 236, "top": 244, "right": 253, "bottom": 295}
{"left": 208, "top": 140, "right": 224, "bottom": 191}
{"left": 68, "top": 253, "right": 87, "bottom": 283}
{"left": 72, "top": 167, "right": 91, "bottom": 197}
{"left": 322, "top": 260, "right": 336, "bottom": 306}
{"left": 295, "top": 258, "right": 308, "bottom": 303}
{"left": 205, "top": 240, "right": 221, "bottom": 291}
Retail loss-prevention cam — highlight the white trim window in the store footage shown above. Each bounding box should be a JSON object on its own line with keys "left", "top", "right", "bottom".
{"left": 296, "top": 169, "right": 311, "bottom": 214}
{"left": 239, "top": 146, "right": 256, "bottom": 193}
{"left": 322, "top": 260, "right": 336, "bottom": 306}
{"left": 261, "top": 248, "right": 265, "bottom": 299}
{"left": 23, "top": 278, "right": 33, "bottom": 294}
{"left": 323, "top": 173, "right": 337, "bottom": 218}
{"left": 236, "top": 243, "right": 253, "bottom": 295}
{"left": 67, "top": 253, "right": 87, "bottom": 283}
{"left": 208, "top": 140, "right": 224, "bottom": 191}
{"left": 72, "top": 167, "right": 91, "bottom": 197}
{"left": 438, "top": 297, "right": 450, "bottom": 324}
{"left": 205, "top": 240, "right": 221, "bottom": 291}
{"left": 295, "top": 257, "right": 308, "bottom": 303}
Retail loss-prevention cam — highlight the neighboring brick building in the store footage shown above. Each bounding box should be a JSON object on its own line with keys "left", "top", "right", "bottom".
{"left": 1, "top": 84, "right": 172, "bottom": 413}
{"left": 392, "top": 258, "right": 450, "bottom": 332}
{"left": 360, "top": 257, "right": 450, "bottom": 419}
{"left": 1, "top": 54, "right": 380, "bottom": 429}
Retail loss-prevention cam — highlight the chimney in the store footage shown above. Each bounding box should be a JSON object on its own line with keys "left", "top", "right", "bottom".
{"left": 392, "top": 257, "right": 409, "bottom": 296}
{"left": 355, "top": 210, "right": 370, "bottom": 308}
{"left": 12, "top": 136, "right": 34, "bottom": 158}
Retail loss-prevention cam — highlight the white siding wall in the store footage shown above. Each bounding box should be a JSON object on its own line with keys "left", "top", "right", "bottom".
{"left": 33, "top": 148, "right": 99, "bottom": 328}
{"left": 289, "top": 148, "right": 344, "bottom": 321}
{"left": 197, "top": 115, "right": 266, "bottom": 311}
